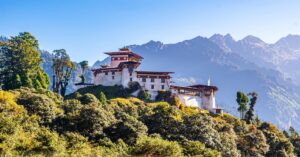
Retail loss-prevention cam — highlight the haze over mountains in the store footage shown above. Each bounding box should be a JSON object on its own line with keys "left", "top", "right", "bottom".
{"left": 36, "top": 34, "right": 300, "bottom": 131}
{"left": 91, "top": 34, "right": 300, "bottom": 131}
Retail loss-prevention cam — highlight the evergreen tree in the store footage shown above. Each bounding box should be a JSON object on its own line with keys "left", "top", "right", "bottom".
{"left": 289, "top": 127, "right": 299, "bottom": 139}
{"left": 99, "top": 92, "right": 107, "bottom": 106}
{"left": 245, "top": 92, "right": 258, "bottom": 124}
{"left": 236, "top": 91, "right": 249, "bottom": 119}
{"left": 0, "top": 32, "right": 49, "bottom": 90}
{"left": 52, "top": 49, "right": 75, "bottom": 96}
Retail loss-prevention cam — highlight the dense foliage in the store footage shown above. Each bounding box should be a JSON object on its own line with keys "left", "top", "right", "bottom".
{"left": 0, "top": 32, "right": 50, "bottom": 90}
{"left": 0, "top": 87, "right": 299, "bottom": 156}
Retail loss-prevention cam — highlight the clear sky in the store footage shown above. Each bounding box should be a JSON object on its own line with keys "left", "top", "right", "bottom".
{"left": 1, "top": 0, "right": 300, "bottom": 63}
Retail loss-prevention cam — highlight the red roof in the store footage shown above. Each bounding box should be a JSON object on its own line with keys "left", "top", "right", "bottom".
{"left": 104, "top": 49, "right": 143, "bottom": 59}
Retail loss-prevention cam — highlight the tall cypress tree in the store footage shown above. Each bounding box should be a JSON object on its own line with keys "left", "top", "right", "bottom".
{"left": 245, "top": 92, "right": 258, "bottom": 124}
{"left": 236, "top": 91, "right": 249, "bottom": 119}
{"left": 0, "top": 32, "right": 49, "bottom": 90}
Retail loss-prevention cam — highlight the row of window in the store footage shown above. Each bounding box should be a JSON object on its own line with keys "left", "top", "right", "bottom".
{"left": 150, "top": 85, "right": 165, "bottom": 90}
{"left": 109, "top": 76, "right": 164, "bottom": 90}
{"left": 111, "top": 76, "right": 133, "bottom": 82}
{"left": 105, "top": 72, "right": 132, "bottom": 76}
{"left": 142, "top": 78, "right": 166, "bottom": 83}
{"left": 112, "top": 57, "right": 127, "bottom": 61}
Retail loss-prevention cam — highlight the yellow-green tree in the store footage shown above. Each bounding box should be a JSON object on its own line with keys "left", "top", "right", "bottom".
{"left": 0, "top": 32, "right": 49, "bottom": 90}
{"left": 52, "top": 49, "right": 75, "bottom": 96}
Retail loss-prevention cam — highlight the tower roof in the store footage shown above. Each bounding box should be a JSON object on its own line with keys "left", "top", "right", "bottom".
{"left": 104, "top": 48, "right": 143, "bottom": 59}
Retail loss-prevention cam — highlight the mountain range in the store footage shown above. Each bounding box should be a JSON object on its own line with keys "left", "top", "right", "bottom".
{"left": 39, "top": 34, "right": 300, "bottom": 131}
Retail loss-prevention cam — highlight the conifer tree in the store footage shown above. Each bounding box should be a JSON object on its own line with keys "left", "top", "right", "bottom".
{"left": 236, "top": 91, "right": 249, "bottom": 119}
{"left": 99, "top": 91, "right": 107, "bottom": 106}
{"left": 245, "top": 92, "right": 258, "bottom": 124}
{"left": 0, "top": 32, "right": 49, "bottom": 90}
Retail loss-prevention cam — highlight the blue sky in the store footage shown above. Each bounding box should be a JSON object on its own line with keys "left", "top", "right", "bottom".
{"left": 1, "top": 0, "right": 300, "bottom": 63}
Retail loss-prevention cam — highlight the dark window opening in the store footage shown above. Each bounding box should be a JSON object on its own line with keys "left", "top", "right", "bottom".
{"left": 151, "top": 78, "right": 155, "bottom": 82}
{"left": 130, "top": 78, "right": 133, "bottom": 82}
{"left": 130, "top": 73, "right": 132, "bottom": 76}
{"left": 161, "top": 78, "right": 165, "bottom": 83}
{"left": 151, "top": 85, "right": 154, "bottom": 89}
{"left": 105, "top": 72, "right": 108, "bottom": 75}
{"left": 112, "top": 71, "right": 115, "bottom": 75}
{"left": 161, "top": 85, "right": 165, "bottom": 90}
{"left": 112, "top": 76, "right": 115, "bottom": 79}
{"left": 142, "top": 78, "right": 146, "bottom": 82}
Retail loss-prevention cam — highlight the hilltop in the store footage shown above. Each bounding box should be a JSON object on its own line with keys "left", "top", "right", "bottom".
{"left": 0, "top": 86, "right": 299, "bottom": 156}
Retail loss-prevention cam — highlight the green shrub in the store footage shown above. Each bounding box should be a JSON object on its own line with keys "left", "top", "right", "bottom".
{"left": 98, "top": 91, "right": 107, "bottom": 106}
{"left": 156, "top": 90, "right": 172, "bottom": 101}
{"left": 131, "top": 136, "right": 183, "bottom": 157}
{"left": 105, "top": 112, "right": 148, "bottom": 145}
{"left": 137, "top": 90, "right": 150, "bottom": 101}
{"left": 16, "top": 91, "right": 62, "bottom": 124}
{"left": 181, "top": 140, "right": 221, "bottom": 157}
{"left": 80, "top": 93, "right": 99, "bottom": 104}
{"left": 78, "top": 104, "right": 116, "bottom": 139}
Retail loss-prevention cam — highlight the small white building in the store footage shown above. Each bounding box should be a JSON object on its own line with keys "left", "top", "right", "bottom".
{"left": 92, "top": 48, "right": 222, "bottom": 114}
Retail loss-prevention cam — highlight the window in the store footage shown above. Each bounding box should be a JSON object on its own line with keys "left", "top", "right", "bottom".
{"left": 161, "top": 85, "right": 165, "bottom": 90}
{"left": 112, "top": 71, "right": 115, "bottom": 75}
{"left": 112, "top": 76, "right": 115, "bottom": 80}
{"left": 142, "top": 78, "right": 146, "bottom": 82}
{"left": 151, "top": 78, "right": 155, "bottom": 82}
{"left": 105, "top": 72, "right": 108, "bottom": 75}
{"left": 130, "top": 78, "right": 133, "bottom": 82}
{"left": 161, "top": 78, "right": 165, "bottom": 83}
{"left": 130, "top": 73, "right": 132, "bottom": 76}
{"left": 151, "top": 85, "right": 154, "bottom": 89}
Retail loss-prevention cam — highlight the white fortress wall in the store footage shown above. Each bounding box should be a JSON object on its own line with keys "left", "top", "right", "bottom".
{"left": 177, "top": 94, "right": 202, "bottom": 108}
{"left": 94, "top": 71, "right": 122, "bottom": 86}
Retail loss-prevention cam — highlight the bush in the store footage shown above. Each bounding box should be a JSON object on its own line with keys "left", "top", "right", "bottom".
{"left": 155, "top": 90, "right": 172, "bottom": 101}
{"left": 105, "top": 112, "right": 148, "bottom": 145}
{"left": 78, "top": 104, "right": 116, "bottom": 139}
{"left": 80, "top": 93, "right": 99, "bottom": 104}
{"left": 64, "top": 132, "right": 94, "bottom": 156}
{"left": 17, "top": 92, "right": 62, "bottom": 124}
{"left": 131, "top": 136, "right": 183, "bottom": 157}
{"left": 137, "top": 90, "right": 150, "bottom": 101}
{"left": 181, "top": 140, "right": 221, "bottom": 157}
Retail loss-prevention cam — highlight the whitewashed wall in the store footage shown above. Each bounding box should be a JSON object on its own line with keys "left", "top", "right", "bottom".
{"left": 177, "top": 94, "right": 202, "bottom": 108}
{"left": 94, "top": 71, "right": 122, "bottom": 86}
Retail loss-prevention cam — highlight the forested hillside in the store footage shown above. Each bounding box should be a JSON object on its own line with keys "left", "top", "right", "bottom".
{"left": 0, "top": 86, "right": 299, "bottom": 156}
{"left": 1, "top": 32, "right": 300, "bottom": 156}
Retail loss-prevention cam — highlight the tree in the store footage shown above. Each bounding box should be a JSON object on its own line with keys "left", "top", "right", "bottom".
{"left": 104, "top": 112, "right": 148, "bottom": 145}
{"left": 0, "top": 32, "right": 49, "bottom": 90}
{"left": 236, "top": 91, "right": 249, "bottom": 119}
{"left": 99, "top": 91, "right": 107, "bottom": 106}
{"left": 289, "top": 127, "right": 299, "bottom": 139}
{"left": 52, "top": 49, "right": 75, "bottom": 96}
{"left": 78, "top": 61, "right": 88, "bottom": 84}
{"left": 77, "top": 104, "right": 116, "bottom": 139}
{"left": 245, "top": 92, "right": 258, "bottom": 124}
